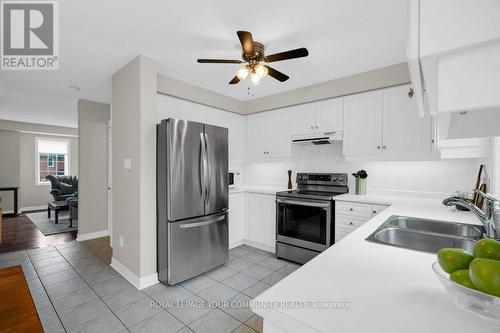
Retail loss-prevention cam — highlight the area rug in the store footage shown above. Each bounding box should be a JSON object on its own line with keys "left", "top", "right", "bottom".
{"left": 25, "top": 212, "right": 78, "bottom": 236}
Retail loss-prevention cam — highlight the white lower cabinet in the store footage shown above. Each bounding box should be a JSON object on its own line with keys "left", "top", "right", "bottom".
{"left": 229, "top": 192, "right": 245, "bottom": 247}
{"left": 335, "top": 201, "right": 388, "bottom": 242}
{"left": 246, "top": 193, "right": 276, "bottom": 250}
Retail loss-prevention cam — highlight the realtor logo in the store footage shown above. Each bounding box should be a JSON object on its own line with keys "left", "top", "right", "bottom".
{"left": 1, "top": 1, "right": 58, "bottom": 70}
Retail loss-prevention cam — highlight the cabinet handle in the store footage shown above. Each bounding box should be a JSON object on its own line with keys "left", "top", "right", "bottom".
{"left": 349, "top": 222, "right": 354, "bottom": 226}
{"left": 373, "top": 210, "right": 377, "bottom": 214}
{"left": 408, "top": 87, "right": 414, "bottom": 98}
{"left": 315, "top": 125, "right": 318, "bottom": 129}
{"left": 377, "top": 146, "right": 381, "bottom": 149}
{"left": 310, "top": 126, "right": 314, "bottom": 130}
{"left": 382, "top": 145, "right": 386, "bottom": 149}
{"left": 349, "top": 208, "right": 353, "bottom": 211}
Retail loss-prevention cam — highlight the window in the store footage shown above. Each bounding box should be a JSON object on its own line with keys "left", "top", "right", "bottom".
{"left": 36, "top": 138, "right": 70, "bottom": 185}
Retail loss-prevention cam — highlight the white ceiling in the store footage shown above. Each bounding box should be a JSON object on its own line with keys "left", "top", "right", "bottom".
{"left": 1, "top": 0, "right": 409, "bottom": 127}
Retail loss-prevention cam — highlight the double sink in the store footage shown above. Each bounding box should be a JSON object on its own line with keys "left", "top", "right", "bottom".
{"left": 366, "top": 215, "right": 484, "bottom": 253}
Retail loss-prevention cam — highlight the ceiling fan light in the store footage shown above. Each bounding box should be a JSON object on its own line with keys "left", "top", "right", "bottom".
{"left": 255, "top": 64, "right": 268, "bottom": 79}
{"left": 236, "top": 67, "right": 249, "bottom": 80}
{"left": 251, "top": 72, "right": 261, "bottom": 85}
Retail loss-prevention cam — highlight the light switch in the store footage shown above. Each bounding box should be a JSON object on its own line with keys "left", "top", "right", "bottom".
{"left": 124, "top": 158, "right": 132, "bottom": 170}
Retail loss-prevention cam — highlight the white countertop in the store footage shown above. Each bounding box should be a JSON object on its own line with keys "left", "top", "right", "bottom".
{"left": 230, "top": 185, "right": 286, "bottom": 195}
{"left": 251, "top": 198, "right": 498, "bottom": 333}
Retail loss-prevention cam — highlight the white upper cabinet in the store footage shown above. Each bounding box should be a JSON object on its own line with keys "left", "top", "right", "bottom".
{"left": 343, "top": 90, "right": 383, "bottom": 156}
{"left": 315, "top": 98, "right": 343, "bottom": 134}
{"left": 343, "top": 85, "right": 432, "bottom": 159}
{"left": 408, "top": 0, "right": 500, "bottom": 116}
{"left": 246, "top": 113, "right": 268, "bottom": 160}
{"left": 246, "top": 108, "right": 292, "bottom": 161}
{"left": 267, "top": 108, "right": 292, "bottom": 159}
{"left": 291, "top": 98, "right": 343, "bottom": 136}
{"left": 292, "top": 104, "right": 316, "bottom": 135}
{"left": 382, "top": 85, "right": 432, "bottom": 156}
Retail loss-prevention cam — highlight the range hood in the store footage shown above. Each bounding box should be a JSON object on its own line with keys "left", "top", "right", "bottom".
{"left": 291, "top": 131, "right": 342, "bottom": 145}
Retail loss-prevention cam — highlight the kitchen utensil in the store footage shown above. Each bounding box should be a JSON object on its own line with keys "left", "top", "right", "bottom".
{"left": 287, "top": 170, "right": 292, "bottom": 190}
{"left": 473, "top": 165, "right": 484, "bottom": 205}
{"left": 477, "top": 184, "right": 487, "bottom": 208}
{"left": 432, "top": 262, "right": 500, "bottom": 325}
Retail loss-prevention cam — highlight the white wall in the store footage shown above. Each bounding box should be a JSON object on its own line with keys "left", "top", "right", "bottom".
{"left": 78, "top": 99, "right": 110, "bottom": 236}
{"left": 0, "top": 130, "right": 20, "bottom": 212}
{"left": 244, "top": 143, "right": 482, "bottom": 197}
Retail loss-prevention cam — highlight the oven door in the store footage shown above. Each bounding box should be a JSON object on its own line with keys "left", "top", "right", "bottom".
{"left": 276, "top": 197, "right": 332, "bottom": 252}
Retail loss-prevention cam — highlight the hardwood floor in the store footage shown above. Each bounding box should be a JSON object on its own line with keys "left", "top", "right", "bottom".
{"left": 0, "top": 213, "right": 77, "bottom": 254}
{"left": 0, "top": 265, "right": 43, "bottom": 332}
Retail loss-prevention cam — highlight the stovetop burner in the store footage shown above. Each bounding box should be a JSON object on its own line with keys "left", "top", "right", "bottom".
{"left": 276, "top": 173, "right": 349, "bottom": 201}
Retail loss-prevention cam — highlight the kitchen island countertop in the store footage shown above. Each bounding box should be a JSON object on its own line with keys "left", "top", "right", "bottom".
{"left": 251, "top": 197, "right": 498, "bottom": 333}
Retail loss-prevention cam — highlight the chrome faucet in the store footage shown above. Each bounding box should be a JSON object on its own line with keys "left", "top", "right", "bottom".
{"left": 443, "top": 190, "right": 500, "bottom": 239}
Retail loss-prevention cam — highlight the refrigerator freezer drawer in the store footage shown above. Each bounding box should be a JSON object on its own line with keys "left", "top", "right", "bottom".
{"left": 164, "top": 212, "right": 228, "bottom": 285}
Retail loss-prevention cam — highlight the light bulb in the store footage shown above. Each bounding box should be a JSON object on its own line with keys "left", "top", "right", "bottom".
{"left": 251, "top": 72, "right": 261, "bottom": 85}
{"left": 255, "top": 64, "right": 268, "bottom": 79}
{"left": 236, "top": 67, "right": 249, "bottom": 80}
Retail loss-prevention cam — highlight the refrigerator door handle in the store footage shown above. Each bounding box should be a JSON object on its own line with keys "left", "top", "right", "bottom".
{"left": 179, "top": 215, "right": 225, "bottom": 229}
{"left": 204, "top": 132, "right": 211, "bottom": 203}
{"left": 199, "top": 132, "right": 208, "bottom": 204}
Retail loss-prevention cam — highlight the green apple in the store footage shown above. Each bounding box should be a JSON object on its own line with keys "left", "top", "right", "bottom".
{"left": 437, "top": 248, "right": 474, "bottom": 273}
{"left": 469, "top": 258, "right": 500, "bottom": 297}
{"left": 473, "top": 238, "right": 500, "bottom": 260}
{"left": 450, "top": 269, "right": 476, "bottom": 290}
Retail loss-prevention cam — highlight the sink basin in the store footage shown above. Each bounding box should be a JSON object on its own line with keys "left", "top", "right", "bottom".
{"left": 371, "top": 227, "right": 476, "bottom": 253}
{"left": 388, "top": 216, "right": 483, "bottom": 239}
{"left": 366, "top": 215, "right": 484, "bottom": 253}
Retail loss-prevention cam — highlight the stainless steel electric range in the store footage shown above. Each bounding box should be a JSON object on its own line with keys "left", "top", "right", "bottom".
{"left": 275, "top": 173, "right": 348, "bottom": 264}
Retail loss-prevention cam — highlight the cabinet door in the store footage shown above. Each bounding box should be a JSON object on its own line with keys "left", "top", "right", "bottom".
{"left": 315, "top": 97, "right": 343, "bottom": 133}
{"left": 246, "top": 113, "right": 268, "bottom": 160}
{"left": 247, "top": 193, "right": 276, "bottom": 249}
{"left": 229, "top": 193, "right": 245, "bottom": 246}
{"left": 292, "top": 104, "right": 315, "bottom": 135}
{"left": 382, "top": 85, "right": 432, "bottom": 156}
{"left": 207, "top": 109, "right": 246, "bottom": 163}
{"left": 343, "top": 91, "right": 383, "bottom": 156}
{"left": 267, "top": 108, "right": 292, "bottom": 159}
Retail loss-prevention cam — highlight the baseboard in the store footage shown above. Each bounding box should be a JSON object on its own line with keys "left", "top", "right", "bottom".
{"left": 229, "top": 239, "right": 244, "bottom": 249}
{"left": 77, "top": 230, "right": 109, "bottom": 241}
{"left": 21, "top": 205, "right": 47, "bottom": 212}
{"left": 110, "top": 257, "right": 159, "bottom": 290}
{"left": 242, "top": 239, "right": 275, "bottom": 253}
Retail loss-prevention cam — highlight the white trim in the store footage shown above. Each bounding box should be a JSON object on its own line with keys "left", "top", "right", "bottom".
{"left": 242, "top": 240, "right": 275, "bottom": 254}
{"left": 110, "top": 257, "right": 159, "bottom": 290}
{"left": 21, "top": 205, "right": 47, "bottom": 212}
{"left": 229, "top": 239, "right": 244, "bottom": 249}
{"left": 77, "top": 230, "right": 109, "bottom": 241}
{"left": 19, "top": 130, "right": 78, "bottom": 138}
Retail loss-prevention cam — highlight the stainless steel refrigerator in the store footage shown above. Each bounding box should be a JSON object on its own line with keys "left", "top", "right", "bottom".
{"left": 157, "top": 118, "right": 229, "bottom": 285}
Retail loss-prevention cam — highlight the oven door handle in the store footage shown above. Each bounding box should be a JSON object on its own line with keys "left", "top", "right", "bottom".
{"left": 276, "top": 198, "right": 331, "bottom": 209}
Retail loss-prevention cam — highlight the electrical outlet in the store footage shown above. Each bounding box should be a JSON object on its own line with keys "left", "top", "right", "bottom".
{"left": 123, "top": 158, "right": 132, "bottom": 170}
{"left": 119, "top": 235, "right": 124, "bottom": 248}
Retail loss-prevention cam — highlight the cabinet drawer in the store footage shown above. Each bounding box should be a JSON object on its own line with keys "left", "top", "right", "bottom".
{"left": 371, "top": 204, "right": 388, "bottom": 216}
{"left": 336, "top": 215, "right": 367, "bottom": 230}
{"left": 336, "top": 201, "right": 372, "bottom": 218}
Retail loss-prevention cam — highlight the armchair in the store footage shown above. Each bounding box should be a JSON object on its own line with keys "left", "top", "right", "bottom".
{"left": 45, "top": 175, "right": 78, "bottom": 202}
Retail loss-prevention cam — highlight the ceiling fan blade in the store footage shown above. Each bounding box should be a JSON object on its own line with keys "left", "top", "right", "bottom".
{"left": 237, "top": 31, "right": 255, "bottom": 56}
{"left": 197, "top": 59, "right": 243, "bottom": 64}
{"left": 229, "top": 76, "right": 240, "bottom": 84}
{"left": 264, "top": 65, "right": 289, "bottom": 82}
{"left": 265, "top": 48, "right": 309, "bottom": 62}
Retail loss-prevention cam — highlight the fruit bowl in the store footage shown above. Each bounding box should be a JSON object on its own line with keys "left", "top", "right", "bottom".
{"left": 432, "top": 262, "right": 500, "bottom": 325}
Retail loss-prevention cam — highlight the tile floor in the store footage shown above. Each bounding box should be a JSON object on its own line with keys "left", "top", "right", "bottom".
{"left": 0, "top": 240, "right": 300, "bottom": 333}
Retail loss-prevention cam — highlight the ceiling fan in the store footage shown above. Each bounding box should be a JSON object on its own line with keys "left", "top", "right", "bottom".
{"left": 197, "top": 31, "right": 309, "bottom": 85}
